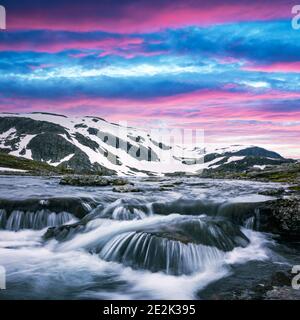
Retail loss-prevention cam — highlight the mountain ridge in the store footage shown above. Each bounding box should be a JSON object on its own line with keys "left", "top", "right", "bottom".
{"left": 0, "top": 112, "right": 295, "bottom": 176}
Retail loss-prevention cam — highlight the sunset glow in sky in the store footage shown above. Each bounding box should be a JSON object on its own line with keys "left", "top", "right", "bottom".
{"left": 0, "top": 0, "right": 300, "bottom": 158}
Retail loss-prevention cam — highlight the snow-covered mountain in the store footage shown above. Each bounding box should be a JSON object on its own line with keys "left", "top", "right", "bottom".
{"left": 0, "top": 112, "right": 293, "bottom": 176}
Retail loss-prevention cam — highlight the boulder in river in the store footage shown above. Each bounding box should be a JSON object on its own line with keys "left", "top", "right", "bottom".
{"left": 112, "top": 185, "right": 141, "bottom": 193}
{"left": 258, "top": 197, "right": 300, "bottom": 239}
{"left": 258, "top": 188, "right": 285, "bottom": 197}
{"left": 59, "top": 175, "right": 128, "bottom": 187}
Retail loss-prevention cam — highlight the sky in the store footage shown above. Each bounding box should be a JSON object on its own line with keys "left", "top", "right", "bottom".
{"left": 0, "top": 0, "right": 300, "bottom": 158}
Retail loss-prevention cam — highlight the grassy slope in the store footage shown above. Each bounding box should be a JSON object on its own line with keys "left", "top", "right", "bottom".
{"left": 246, "top": 163, "right": 300, "bottom": 183}
{"left": 1, "top": 151, "right": 299, "bottom": 182}
{"left": 0, "top": 152, "right": 72, "bottom": 175}
{"left": 201, "top": 162, "right": 300, "bottom": 185}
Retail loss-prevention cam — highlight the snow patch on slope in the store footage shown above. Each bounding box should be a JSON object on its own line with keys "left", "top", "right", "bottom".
{"left": 0, "top": 113, "right": 284, "bottom": 176}
{"left": 253, "top": 165, "right": 267, "bottom": 170}
{"left": 10, "top": 134, "right": 37, "bottom": 160}
{"left": 0, "top": 167, "right": 28, "bottom": 172}
{"left": 47, "top": 153, "right": 75, "bottom": 167}
{"left": 225, "top": 156, "right": 246, "bottom": 164}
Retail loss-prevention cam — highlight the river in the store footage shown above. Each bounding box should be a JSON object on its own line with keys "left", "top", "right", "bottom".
{"left": 0, "top": 176, "right": 298, "bottom": 299}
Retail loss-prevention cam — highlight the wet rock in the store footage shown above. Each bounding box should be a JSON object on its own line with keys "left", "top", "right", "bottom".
{"left": 258, "top": 197, "right": 300, "bottom": 239}
{"left": 160, "top": 183, "right": 176, "bottom": 188}
{"left": 159, "top": 187, "right": 173, "bottom": 191}
{"left": 110, "top": 178, "right": 129, "bottom": 186}
{"left": 43, "top": 222, "right": 85, "bottom": 241}
{"left": 158, "top": 182, "right": 183, "bottom": 190}
{"left": 265, "top": 286, "right": 300, "bottom": 300}
{"left": 42, "top": 209, "right": 102, "bottom": 241}
{"left": 152, "top": 198, "right": 220, "bottom": 216}
{"left": 252, "top": 271, "right": 299, "bottom": 300}
{"left": 201, "top": 270, "right": 297, "bottom": 300}
{"left": 149, "top": 217, "right": 250, "bottom": 251}
{"left": 112, "top": 185, "right": 141, "bottom": 193}
{"left": 258, "top": 188, "right": 285, "bottom": 197}
{"left": 269, "top": 271, "right": 292, "bottom": 286}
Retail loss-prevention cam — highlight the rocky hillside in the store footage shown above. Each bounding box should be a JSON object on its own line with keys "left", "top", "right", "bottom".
{"left": 0, "top": 112, "right": 295, "bottom": 176}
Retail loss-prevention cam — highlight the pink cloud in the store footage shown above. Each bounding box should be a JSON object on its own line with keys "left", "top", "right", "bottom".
{"left": 1, "top": 86, "right": 299, "bottom": 158}
{"left": 28, "top": 64, "right": 54, "bottom": 70}
{"left": 7, "top": 2, "right": 292, "bottom": 33}
{"left": 0, "top": 37, "right": 144, "bottom": 53}
{"left": 1, "top": 88, "right": 300, "bottom": 120}
{"left": 242, "top": 62, "right": 300, "bottom": 73}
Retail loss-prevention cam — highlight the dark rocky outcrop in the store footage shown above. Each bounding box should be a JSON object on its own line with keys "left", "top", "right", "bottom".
{"left": 0, "top": 117, "right": 68, "bottom": 136}
{"left": 227, "top": 146, "right": 283, "bottom": 159}
{"left": 74, "top": 133, "right": 100, "bottom": 151}
{"left": 58, "top": 150, "right": 116, "bottom": 175}
{"left": 148, "top": 217, "right": 250, "bottom": 251}
{"left": 258, "top": 197, "right": 300, "bottom": 239}
{"left": 43, "top": 222, "right": 86, "bottom": 241}
{"left": 28, "top": 133, "right": 76, "bottom": 163}
{"left": 201, "top": 269, "right": 300, "bottom": 300}
{"left": 258, "top": 188, "right": 285, "bottom": 197}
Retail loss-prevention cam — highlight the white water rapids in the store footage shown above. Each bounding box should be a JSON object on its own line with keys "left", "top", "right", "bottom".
{"left": 0, "top": 176, "right": 291, "bottom": 300}
{"left": 0, "top": 214, "right": 272, "bottom": 299}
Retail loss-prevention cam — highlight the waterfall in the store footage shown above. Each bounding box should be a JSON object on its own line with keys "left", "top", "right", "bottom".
{"left": 0, "top": 209, "right": 7, "bottom": 228}
{"left": 99, "top": 231, "right": 226, "bottom": 275}
{"left": 243, "top": 208, "right": 261, "bottom": 230}
{"left": 254, "top": 208, "right": 260, "bottom": 230}
{"left": 81, "top": 202, "right": 93, "bottom": 212}
{"left": 58, "top": 213, "right": 250, "bottom": 275}
{"left": 0, "top": 210, "right": 75, "bottom": 231}
{"left": 111, "top": 207, "right": 147, "bottom": 220}
{"left": 244, "top": 216, "right": 255, "bottom": 229}
{"left": 98, "top": 198, "right": 151, "bottom": 220}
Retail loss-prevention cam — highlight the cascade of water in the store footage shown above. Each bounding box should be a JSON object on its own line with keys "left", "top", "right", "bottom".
{"left": 98, "top": 231, "right": 226, "bottom": 275}
{"left": 0, "top": 210, "right": 75, "bottom": 231}
{"left": 99, "top": 198, "right": 150, "bottom": 220}
{"left": 0, "top": 209, "right": 7, "bottom": 228}
{"left": 244, "top": 216, "right": 255, "bottom": 229}
{"left": 57, "top": 213, "right": 249, "bottom": 276}
{"left": 111, "top": 207, "right": 147, "bottom": 220}
{"left": 254, "top": 208, "right": 261, "bottom": 230}
{"left": 81, "top": 202, "right": 93, "bottom": 212}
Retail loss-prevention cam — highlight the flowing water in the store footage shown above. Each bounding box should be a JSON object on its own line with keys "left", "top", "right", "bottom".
{"left": 0, "top": 175, "right": 298, "bottom": 300}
